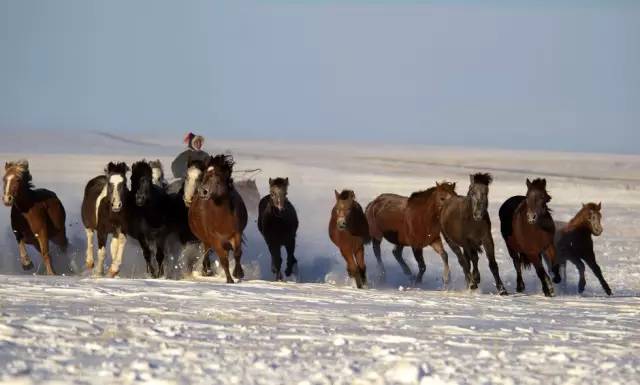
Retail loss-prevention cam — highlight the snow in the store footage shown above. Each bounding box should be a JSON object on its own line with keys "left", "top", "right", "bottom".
{"left": 1, "top": 136, "right": 640, "bottom": 384}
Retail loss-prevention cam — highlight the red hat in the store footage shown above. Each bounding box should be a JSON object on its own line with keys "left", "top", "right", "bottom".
{"left": 183, "top": 132, "right": 195, "bottom": 145}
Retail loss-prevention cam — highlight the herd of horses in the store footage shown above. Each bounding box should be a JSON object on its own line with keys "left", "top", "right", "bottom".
{"left": 2, "top": 155, "right": 612, "bottom": 297}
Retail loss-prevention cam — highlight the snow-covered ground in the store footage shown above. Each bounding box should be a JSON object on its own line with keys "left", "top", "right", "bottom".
{"left": 1, "top": 136, "right": 639, "bottom": 384}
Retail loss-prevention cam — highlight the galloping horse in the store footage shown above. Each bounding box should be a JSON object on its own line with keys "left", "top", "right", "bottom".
{"left": 127, "top": 160, "right": 170, "bottom": 278}
{"left": 554, "top": 202, "right": 611, "bottom": 295}
{"left": 329, "top": 190, "right": 370, "bottom": 288}
{"left": 81, "top": 162, "right": 129, "bottom": 277}
{"left": 366, "top": 182, "right": 456, "bottom": 285}
{"left": 188, "top": 155, "right": 248, "bottom": 283}
{"left": 258, "top": 177, "right": 299, "bottom": 281}
{"left": 149, "top": 159, "right": 168, "bottom": 189}
{"left": 499, "top": 178, "right": 557, "bottom": 296}
{"left": 441, "top": 173, "right": 507, "bottom": 294}
{"left": 3, "top": 160, "right": 68, "bottom": 274}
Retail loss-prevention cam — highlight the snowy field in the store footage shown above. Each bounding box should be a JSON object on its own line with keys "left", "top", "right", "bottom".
{"left": 1, "top": 135, "right": 640, "bottom": 384}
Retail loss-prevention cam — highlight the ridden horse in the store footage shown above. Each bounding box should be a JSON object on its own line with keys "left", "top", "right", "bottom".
{"left": 499, "top": 178, "right": 557, "bottom": 297}
{"left": 127, "top": 160, "right": 170, "bottom": 278}
{"left": 188, "top": 154, "right": 248, "bottom": 283}
{"left": 329, "top": 190, "right": 370, "bottom": 288}
{"left": 81, "top": 162, "right": 129, "bottom": 277}
{"left": 554, "top": 202, "right": 611, "bottom": 295}
{"left": 149, "top": 159, "right": 168, "bottom": 189}
{"left": 366, "top": 182, "right": 456, "bottom": 285}
{"left": 3, "top": 160, "right": 68, "bottom": 274}
{"left": 440, "top": 173, "right": 507, "bottom": 294}
{"left": 258, "top": 177, "right": 299, "bottom": 281}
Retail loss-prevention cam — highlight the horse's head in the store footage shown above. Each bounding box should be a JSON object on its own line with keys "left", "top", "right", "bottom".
{"left": 578, "top": 202, "right": 603, "bottom": 236}
{"left": 434, "top": 181, "right": 456, "bottom": 210}
{"left": 3, "top": 160, "right": 31, "bottom": 207}
{"left": 183, "top": 158, "right": 206, "bottom": 207}
{"left": 198, "top": 154, "right": 234, "bottom": 201}
{"left": 334, "top": 189, "right": 356, "bottom": 230}
{"left": 105, "top": 161, "right": 129, "bottom": 213}
{"left": 149, "top": 159, "right": 165, "bottom": 188}
{"left": 525, "top": 178, "right": 551, "bottom": 224}
{"left": 268, "top": 177, "right": 289, "bottom": 212}
{"left": 131, "top": 160, "right": 153, "bottom": 207}
{"left": 468, "top": 173, "right": 492, "bottom": 221}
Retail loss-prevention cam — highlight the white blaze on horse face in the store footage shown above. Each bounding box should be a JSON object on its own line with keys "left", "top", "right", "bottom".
{"left": 109, "top": 174, "right": 125, "bottom": 210}
{"left": 3, "top": 174, "right": 14, "bottom": 203}
{"left": 184, "top": 167, "right": 202, "bottom": 204}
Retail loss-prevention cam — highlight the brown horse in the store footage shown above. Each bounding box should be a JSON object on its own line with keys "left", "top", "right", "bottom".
{"left": 554, "top": 202, "right": 611, "bottom": 295}
{"left": 329, "top": 190, "right": 370, "bottom": 288}
{"left": 440, "top": 173, "right": 507, "bottom": 294}
{"left": 366, "top": 182, "right": 456, "bottom": 285}
{"left": 499, "top": 178, "right": 557, "bottom": 297}
{"left": 188, "top": 154, "right": 248, "bottom": 283}
{"left": 3, "top": 160, "right": 68, "bottom": 274}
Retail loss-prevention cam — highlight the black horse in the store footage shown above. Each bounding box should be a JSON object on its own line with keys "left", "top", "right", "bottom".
{"left": 127, "top": 160, "right": 171, "bottom": 278}
{"left": 258, "top": 177, "right": 299, "bottom": 281}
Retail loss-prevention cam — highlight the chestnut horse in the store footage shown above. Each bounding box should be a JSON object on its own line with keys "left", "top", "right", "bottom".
{"left": 188, "top": 155, "right": 248, "bottom": 283}
{"left": 366, "top": 182, "right": 456, "bottom": 285}
{"left": 554, "top": 202, "right": 611, "bottom": 295}
{"left": 81, "top": 162, "right": 129, "bottom": 277}
{"left": 3, "top": 160, "right": 68, "bottom": 274}
{"left": 499, "top": 178, "right": 557, "bottom": 297}
{"left": 440, "top": 173, "right": 507, "bottom": 294}
{"left": 329, "top": 189, "right": 370, "bottom": 288}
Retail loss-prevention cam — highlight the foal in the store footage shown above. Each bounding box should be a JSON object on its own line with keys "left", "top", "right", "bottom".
{"left": 258, "top": 177, "right": 299, "bottom": 281}
{"left": 554, "top": 202, "right": 611, "bottom": 295}
{"left": 499, "top": 178, "right": 557, "bottom": 296}
{"left": 366, "top": 182, "right": 456, "bottom": 285}
{"left": 441, "top": 173, "right": 507, "bottom": 294}
{"left": 82, "top": 162, "right": 129, "bottom": 277}
{"left": 329, "top": 190, "right": 370, "bottom": 288}
{"left": 3, "top": 160, "right": 68, "bottom": 274}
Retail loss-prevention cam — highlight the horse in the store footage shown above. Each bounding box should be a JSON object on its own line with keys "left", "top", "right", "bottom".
{"left": 553, "top": 202, "right": 611, "bottom": 295}
{"left": 127, "top": 160, "right": 170, "bottom": 278}
{"left": 329, "top": 189, "right": 370, "bottom": 288}
{"left": 188, "top": 154, "right": 248, "bottom": 283}
{"left": 366, "top": 181, "right": 456, "bottom": 285}
{"left": 3, "top": 160, "right": 68, "bottom": 274}
{"left": 149, "top": 159, "right": 168, "bottom": 189}
{"left": 499, "top": 178, "right": 557, "bottom": 297}
{"left": 440, "top": 173, "right": 507, "bottom": 294}
{"left": 81, "top": 162, "right": 129, "bottom": 277}
{"left": 258, "top": 177, "right": 299, "bottom": 281}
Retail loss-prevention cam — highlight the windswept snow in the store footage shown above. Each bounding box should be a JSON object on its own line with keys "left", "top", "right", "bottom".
{"left": 1, "top": 138, "right": 639, "bottom": 384}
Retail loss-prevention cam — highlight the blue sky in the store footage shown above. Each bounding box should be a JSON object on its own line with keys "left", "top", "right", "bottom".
{"left": 1, "top": 1, "right": 638, "bottom": 153}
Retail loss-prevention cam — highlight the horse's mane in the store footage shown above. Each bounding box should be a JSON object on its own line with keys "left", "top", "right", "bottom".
{"left": 408, "top": 181, "right": 456, "bottom": 203}
{"left": 187, "top": 158, "right": 206, "bottom": 171}
{"left": 338, "top": 189, "right": 354, "bottom": 200}
{"left": 105, "top": 161, "right": 129, "bottom": 175}
{"left": 472, "top": 173, "right": 493, "bottom": 186}
{"left": 528, "top": 178, "right": 551, "bottom": 202}
{"left": 5, "top": 160, "right": 33, "bottom": 188}
{"left": 131, "top": 160, "right": 152, "bottom": 179}
{"left": 270, "top": 177, "right": 289, "bottom": 188}
{"left": 208, "top": 154, "right": 235, "bottom": 174}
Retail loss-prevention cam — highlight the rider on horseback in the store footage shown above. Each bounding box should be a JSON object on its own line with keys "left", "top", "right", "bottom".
{"left": 171, "top": 132, "right": 209, "bottom": 180}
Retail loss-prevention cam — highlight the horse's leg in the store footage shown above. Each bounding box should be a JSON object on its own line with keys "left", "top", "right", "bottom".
{"left": 508, "top": 247, "right": 525, "bottom": 293}
{"left": 470, "top": 250, "right": 480, "bottom": 285}
{"left": 231, "top": 233, "right": 244, "bottom": 280}
{"left": 201, "top": 243, "right": 213, "bottom": 276}
{"left": 155, "top": 237, "right": 166, "bottom": 278}
{"left": 85, "top": 229, "right": 95, "bottom": 270}
{"left": 570, "top": 258, "right": 586, "bottom": 293}
{"left": 371, "top": 238, "right": 386, "bottom": 282}
{"left": 463, "top": 248, "right": 479, "bottom": 290}
{"left": 212, "top": 239, "right": 234, "bottom": 283}
{"left": 583, "top": 254, "right": 612, "bottom": 295}
{"left": 15, "top": 234, "right": 34, "bottom": 270}
{"left": 392, "top": 245, "right": 413, "bottom": 278}
{"left": 36, "top": 228, "right": 55, "bottom": 275}
{"left": 96, "top": 231, "right": 107, "bottom": 276}
{"left": 284, "top": 236, "right": 298, "bottom": 277}
{"left": 109, "top": 230, "right": 127, "bottom": 278}
{"left": 411, "top": 247, "right": 426, "bottom": 285}
{"left": 354, "top": 244, "right": 367, "bottom": 287}
{"left": 445, "top": 237, "right": 471, "bottom": 289}
{"left": 533, "top": 254, "right": 554, "bottom": 297}
{"left": 482, "top": 236, "right": 507, "bottom": 295}
{"left": 544, "top": 244, "right": 561, "bottom": 284}
{"left": 340, "top": 245, "right": 362, "bottom": 289}
{"left": 268, "top": 241, "right": 283, "bottom": 281}
{"left": 139, "top": 237, "right": 157, "bottom": 278}
{"left": 430, "top": 238, "right": 450, "bottom": 286}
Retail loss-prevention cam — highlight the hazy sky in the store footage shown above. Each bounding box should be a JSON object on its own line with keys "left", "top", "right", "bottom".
{"left": 1, "top": 1, "right": 638, "bottom": 153}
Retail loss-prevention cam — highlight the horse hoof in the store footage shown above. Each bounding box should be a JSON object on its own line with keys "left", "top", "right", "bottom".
{"left": 275, "top": 272, "right": 283, "bottom": 282}
{"left": 498, "top": 287, "right": 509, "bottom": 296}
{"left": 226, "top": 278, "right": 235, "bottom": 284}
{"left": 285, "top": 263, "right": 297, "bottom": 277}
{"left": 21, "top": 261, "right": 34, "bottom": 271}
{"left": 553, "top": 276, "right": 561, "bottom": 284}
{"left": 605, "top": 289, "right": 612, "bottom": 296}
{"left": 86, "top": 261, "right": 94, "bottom": 270}
{"left": 233, "top": 268, "right": 244, "bottom": 279}
{"left": 108, "top": 269, "right": 119, "bottom": 278}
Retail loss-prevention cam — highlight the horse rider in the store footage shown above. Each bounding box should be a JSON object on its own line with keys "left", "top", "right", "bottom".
{"left": 171, "top": 132, "right": 209, "bottom": 180}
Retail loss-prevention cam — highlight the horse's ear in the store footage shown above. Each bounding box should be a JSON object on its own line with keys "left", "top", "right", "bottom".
{"left": 4, "top": 162, "right": 9, "bottom": 171}
{"left": 269, "top": 178, "right": 273, "bottom": 186}
{"left": 541, "top": 179, "right": 547, "bottom": 188}
{"left": 18, "top": 159, "right": 29, "bottom": 170}
{"left": 469, "top": 175, "right": 474, "bottom": 184}
{"left": 582, "top": 202, "right": 586, "bottom": 208}
{"left": 285, "top": 177, "right": 289, "bottom": 186}
{"left": 452, "top": 182, "right": 456, "bottom": 190}
{"left": 435, "top": 181, "right": 440, "bottom": 187}
{"left": 350, "top": 191, "right": 356, "bottom": 200}
{"left": 597, "top": 202, "right": 602, "bottom": 210}
{"left": 334, "top": 189, "right": 340, "bottom": 200}
{"left": 526, "top": 178, "right": 532, "bottom": 189}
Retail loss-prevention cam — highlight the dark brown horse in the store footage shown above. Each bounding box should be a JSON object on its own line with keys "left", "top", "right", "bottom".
{"left": 3, "top": 160, "right": 68, "bottom": 274}
{"left": 554, "top": 202, "right": 611, "bottom": 295}
{"left": 440, "top": 173, "right": 507, "bottom": 294}
{"left": 81, "top": 162, "right": 129, "bottom": 277}
{"left": 188, "top": 154, "right": 248, "bottom": 283}
{"left": 329, "top": 190, "right": 370, "bottom": 288}
{"left": 366, "top": 182, "right": 456, "bottom": 285}
{"left": 499, "top": 178, "right": 557, "bottom": 297}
